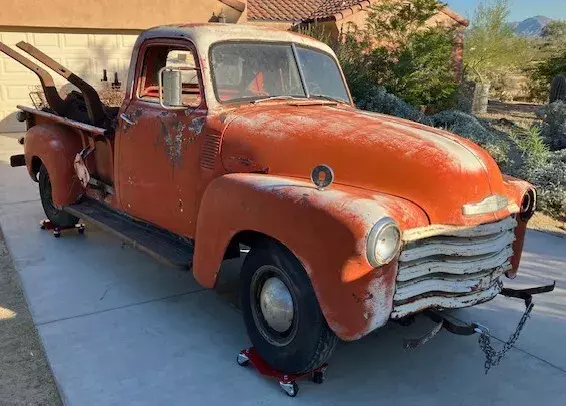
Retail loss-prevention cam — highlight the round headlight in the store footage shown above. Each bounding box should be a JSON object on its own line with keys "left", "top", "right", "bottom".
{"left": 367, "top": 217, "right": 401, "bottom": 267}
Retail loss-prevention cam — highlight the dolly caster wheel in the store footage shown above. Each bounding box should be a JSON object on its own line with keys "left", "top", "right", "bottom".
{"left": 312, "top": 370, "right": 325, "bottom": 384}
{"left": 279, "top": 381, "right": 299, "bottom": 397}
{"left": 236, "top": 352, "right": 249, "bottom": 367}
{"left": 53, "top": 229, "right": 61, "bottom": 238}
{"left": 77, "top": 224, "right": 85, "bottom": 235}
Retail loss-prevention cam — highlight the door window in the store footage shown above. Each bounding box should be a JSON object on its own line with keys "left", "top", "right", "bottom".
{"left": 138, "top": 46, "right": 202, "bottom": 107}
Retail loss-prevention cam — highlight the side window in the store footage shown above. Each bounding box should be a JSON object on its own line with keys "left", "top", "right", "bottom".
{"left": 138, "top": 46, "right": 202, "bottom": 107}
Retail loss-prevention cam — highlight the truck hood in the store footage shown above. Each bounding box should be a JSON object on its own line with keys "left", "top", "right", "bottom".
{"left": 220, "top": 103, "right": 512, "bottom": 226}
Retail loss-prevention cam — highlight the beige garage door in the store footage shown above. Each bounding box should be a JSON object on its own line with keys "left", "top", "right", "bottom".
{"left": 0, "top": 30, "right": 139, "bottom": 132}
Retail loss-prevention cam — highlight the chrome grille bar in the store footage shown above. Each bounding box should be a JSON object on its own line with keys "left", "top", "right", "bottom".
{"left": 392, "top": 217, "right": 516, "bottom": 318}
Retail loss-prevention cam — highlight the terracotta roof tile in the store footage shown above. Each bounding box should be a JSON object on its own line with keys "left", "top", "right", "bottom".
{"left": 248, "top": 0, "right": 369, "bottom": 22}
{"left": 247, "top": 1, "right": 468, "bottom": 26}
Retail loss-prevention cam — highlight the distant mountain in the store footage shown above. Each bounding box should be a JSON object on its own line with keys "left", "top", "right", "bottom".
{"left": 511, "top": 16, "right": 553, "bottom": 36}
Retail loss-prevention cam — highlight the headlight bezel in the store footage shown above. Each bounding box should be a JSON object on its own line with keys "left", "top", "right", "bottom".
{"left": 520, "top": 189, "right": 536, "bottom": 221}
{"left": 366, "top": 217, "right": 402, "bottom": 267}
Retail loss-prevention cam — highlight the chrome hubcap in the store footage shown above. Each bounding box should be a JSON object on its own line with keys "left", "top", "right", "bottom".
{"left": 259, "top": 277, "right": 294, "bottom": 333}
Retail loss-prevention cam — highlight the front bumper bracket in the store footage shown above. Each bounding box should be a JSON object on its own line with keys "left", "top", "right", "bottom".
{"left": 402, "top": 281, "right": 556, "bottom": 372}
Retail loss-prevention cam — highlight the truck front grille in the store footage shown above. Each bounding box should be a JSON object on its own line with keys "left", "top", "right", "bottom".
{"left": 391, "top": 216, "right": 517, "bottom": 319}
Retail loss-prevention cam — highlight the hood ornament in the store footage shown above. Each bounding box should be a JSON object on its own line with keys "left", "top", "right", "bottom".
{"left": 311, "top": 164, "right": 334, "bottom": 190}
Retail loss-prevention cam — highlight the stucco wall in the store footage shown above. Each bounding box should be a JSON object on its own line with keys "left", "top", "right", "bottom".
{"left": 336, "top": 7, "right": 465, "bottom": 34}
{"left": 0, "top": 0, "right": 246, "bottom": 30}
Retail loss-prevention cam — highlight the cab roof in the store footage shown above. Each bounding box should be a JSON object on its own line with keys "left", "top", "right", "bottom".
{"left": 137, "top": 23, "right": 335, "bottom": 55}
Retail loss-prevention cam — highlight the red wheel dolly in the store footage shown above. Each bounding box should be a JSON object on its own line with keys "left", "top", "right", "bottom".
{"left": 236, "top": 347, "right": 328, "bottom": 397}
{"left": 40, "top": 219, "right": 85, "bottom": 238}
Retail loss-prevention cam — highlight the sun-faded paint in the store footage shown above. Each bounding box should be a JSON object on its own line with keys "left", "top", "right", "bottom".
{"left": 16, "top": 24, "right": 536, "bottom": 341}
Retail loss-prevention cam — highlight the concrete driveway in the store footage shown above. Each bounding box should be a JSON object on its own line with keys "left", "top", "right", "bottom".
{"left": 0, "top": 134, "right": 565, "bottom": 405}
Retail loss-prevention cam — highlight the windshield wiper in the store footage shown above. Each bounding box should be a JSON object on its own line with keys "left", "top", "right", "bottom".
{"left": 310, "top": 94, "right": 349, "bottom": 104}
{"left": 253, "top": 95, "right": 307, "bottom": 104}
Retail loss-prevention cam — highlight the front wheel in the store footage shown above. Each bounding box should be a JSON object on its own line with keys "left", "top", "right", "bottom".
{"left": 240, "top": 241, "right": 338, "bottom": 374}
{"left": 38, "top": 164, "right": 79, "bottom": 228}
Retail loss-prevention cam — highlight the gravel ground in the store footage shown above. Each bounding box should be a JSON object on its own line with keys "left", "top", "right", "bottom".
{"left": 0, "top": 229, "right": 62, "bottom": 406}
{"left": 529, "top": 212, "right": 566, "bottom": 238}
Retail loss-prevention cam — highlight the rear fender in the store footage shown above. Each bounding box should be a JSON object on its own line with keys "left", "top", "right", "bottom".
{"left": 193, "top": 173, "right": 428, "bottom": 340}
{"left": 24, "top": 123, "right": 84, "bottom": 207}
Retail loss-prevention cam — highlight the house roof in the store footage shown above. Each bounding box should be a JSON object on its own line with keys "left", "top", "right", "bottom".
{"left": 247, "top": 0, "right": 468, "bottom": 26}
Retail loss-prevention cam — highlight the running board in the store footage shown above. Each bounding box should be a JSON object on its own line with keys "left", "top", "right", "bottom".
{"left": 64, "top": 199, "right": 194, "bottom": 269}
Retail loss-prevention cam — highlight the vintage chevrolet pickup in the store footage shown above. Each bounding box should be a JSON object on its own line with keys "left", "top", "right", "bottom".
{"left": 1, "top": 24, "right": 554, "bottom": 377}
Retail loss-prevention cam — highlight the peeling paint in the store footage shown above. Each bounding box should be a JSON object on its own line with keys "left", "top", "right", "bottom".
{"left": 158, "top": 119, "right": 186, "bottom": 165}
{"left": 188, "top": 116, "right": 205, "bottom": 135}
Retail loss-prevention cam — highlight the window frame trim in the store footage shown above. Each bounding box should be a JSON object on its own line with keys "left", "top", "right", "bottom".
{"left": 133, "top": 38, "right": 206, "bottom": 110}
{"left": 207, "top": 40, "right": 352, "bottom": 105}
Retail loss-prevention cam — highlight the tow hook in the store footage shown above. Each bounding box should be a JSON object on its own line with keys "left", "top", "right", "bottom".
{"left": 402, "top": 282, "right": 555, "bottom": 373}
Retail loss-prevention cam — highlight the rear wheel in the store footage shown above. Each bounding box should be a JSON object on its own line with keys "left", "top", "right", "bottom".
{"left": 240, "top": 241, "right": 338, "bottom": 374}
{"left": 38, "top": 164, "right": 79, "bottom": 228}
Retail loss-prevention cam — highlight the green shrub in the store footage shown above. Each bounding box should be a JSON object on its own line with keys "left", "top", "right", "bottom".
{"left": 537, "top": 101, "right": 566, "bottom": 150}
{"left": 510, "top": 126, "right": 550, "bottom": 174}
{"left": 529, "top": 51, "right": 566, "bottom": 102}
{"left": 355, "top": 86, "right": 431, "bottom": 124}
{"left": 392, "top": 28, "right": 459, "bottom": 111}
{"left": 529, "top": 150, "right": 566, "bottom": 218}
{"left": 464, "top": 0, "right": 530, "bottom": 84}
{"left": 327, "top": 0, "right": 459, "bottom": 112}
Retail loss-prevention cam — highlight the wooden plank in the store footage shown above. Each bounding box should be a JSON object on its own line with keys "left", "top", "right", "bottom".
{"left": 17, "top": 105, "right": 108, "bottom": 136}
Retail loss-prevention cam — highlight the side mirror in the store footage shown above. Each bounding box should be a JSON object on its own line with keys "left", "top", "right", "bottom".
{"left": 159, "top": 67, "right": 183, "bottom": 108}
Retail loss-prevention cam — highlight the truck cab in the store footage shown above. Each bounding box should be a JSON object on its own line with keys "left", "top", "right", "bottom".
{"left": 2, "top": 24, "right": 542, "bottom": 376}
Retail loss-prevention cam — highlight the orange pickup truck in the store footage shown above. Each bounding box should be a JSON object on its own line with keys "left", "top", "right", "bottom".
{"left": 1, "top": 24, "right": 553, "bottom": 377}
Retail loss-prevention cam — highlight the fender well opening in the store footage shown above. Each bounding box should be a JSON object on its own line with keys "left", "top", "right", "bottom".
{"left": 30, "top": 156, "right": 42, "bottom": 182}
{"left": 214, "top": 231, "right": 280, "bottom": 297}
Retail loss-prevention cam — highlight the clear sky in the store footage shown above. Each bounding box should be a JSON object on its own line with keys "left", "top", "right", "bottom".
{"left": 446, "top": 0, "right": 566, "bottom": 22}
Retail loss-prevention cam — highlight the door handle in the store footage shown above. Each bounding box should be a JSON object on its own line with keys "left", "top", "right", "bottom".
{"left": 120, "top": 113, "right": 136, "bottom": 126}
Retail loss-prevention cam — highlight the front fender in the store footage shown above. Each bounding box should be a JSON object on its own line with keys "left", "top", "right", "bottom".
{"left": 503, "top": 175, "right": 535, "bottom": 278}
{"left": 24, "top": 123, "right": 84, "bottom": 207}
{"left": 193, "top": 174, "right": 428, "bottom": 340}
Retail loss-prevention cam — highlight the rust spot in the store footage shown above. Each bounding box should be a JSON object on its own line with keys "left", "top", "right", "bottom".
{"left": 352, "top": 292, "right": 374, "bottom": 304}
{"left": 236, "top": 157, "right": 253, "bottom": 166}
{"left": 251, "top": 167, "right": 269, "bottom": 174}
{"left": 158, "top": 118, "right": 186, "bottom": 166}
{"left": 188, "top": 116, "right": 205, "bottom": 136}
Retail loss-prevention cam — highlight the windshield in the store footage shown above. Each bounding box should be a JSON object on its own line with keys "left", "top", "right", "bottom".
{"left": 210, "top": 42, "right": 350, "bottom": 103}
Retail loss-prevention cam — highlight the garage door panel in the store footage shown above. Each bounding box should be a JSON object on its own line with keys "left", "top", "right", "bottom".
{"left": 31, "top": 33, "right": 60, "bottom": 48}
{"left": 1, "top": 62, "right": 39, "bottom": 80}
{"left": 61, "top": 34, "right": 90, "bottom": 48}
{"left": 89, "top": 34, "right": 120, "bottom": 48}
{"left": 122, "top": 36, "right": 138, "bottom": 47}
{"left": 5, "top": 85, "right": 33, "bottom": 100}
{"left": 64, "top": 58, "right": 93, "bottom": 74}
{"left": 0, "top": 32, "right": 28, "bottom": 44}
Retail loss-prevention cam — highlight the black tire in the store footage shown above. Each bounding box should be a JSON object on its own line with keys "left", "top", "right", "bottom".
{"left": 240, "top": 241, "right": 338, "bottom": 374}
{"left": 38, "top": 165, "right": 79, "bottom": 228}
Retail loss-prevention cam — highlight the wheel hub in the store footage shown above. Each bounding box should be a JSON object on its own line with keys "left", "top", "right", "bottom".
{"left": 259, "top": 277, "right": 294, "bottom": 333}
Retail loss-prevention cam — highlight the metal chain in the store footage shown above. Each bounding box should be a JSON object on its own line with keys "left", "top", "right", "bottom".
{"left": 477, "top": 302, "right": 534, "bottom": 374}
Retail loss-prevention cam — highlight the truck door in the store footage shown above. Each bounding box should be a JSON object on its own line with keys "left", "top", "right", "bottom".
{"left": 116, "top": 40, "right": 206, "bottom": 238}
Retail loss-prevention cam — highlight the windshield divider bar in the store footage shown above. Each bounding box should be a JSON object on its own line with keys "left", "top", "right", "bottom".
{"left": 291, "top": 43, "right": 309, "bottom": 98}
